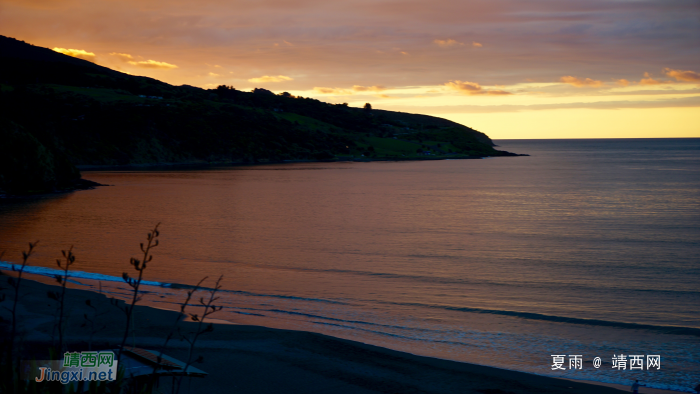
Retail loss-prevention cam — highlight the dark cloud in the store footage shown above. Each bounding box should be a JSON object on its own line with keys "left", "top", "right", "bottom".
{"left": 1, "top": 0, "right": 698, "bottom": 89}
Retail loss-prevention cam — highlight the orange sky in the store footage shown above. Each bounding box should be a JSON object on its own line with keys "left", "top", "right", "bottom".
{"left": 1, "top": 0, "right": 698, "bottom": 139}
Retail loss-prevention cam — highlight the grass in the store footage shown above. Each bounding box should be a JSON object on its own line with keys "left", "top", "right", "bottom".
{"left": 367, "top": 136, "right": 420, "bottom": 153}
{"left": 349, "top": 136, "right": 470, "bottom": 158}
{"left": 0, "top": 225, "right": 223, "bottom": 393}
{"left": 276, "top": 112, "right": 340, "bottom": 131}
{"left": 47, "top": 84, "right": 147, "bottom": 103}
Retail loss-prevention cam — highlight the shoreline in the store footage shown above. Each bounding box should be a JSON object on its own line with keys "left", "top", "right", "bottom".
{"left": 75, "top": 153, "right": 528, "bottom": 171}
{"left": 1, "top": 154, "right": 527, "bottom": 197}
{"left": 2, "top": 275, "right": 681, "bottom": 394}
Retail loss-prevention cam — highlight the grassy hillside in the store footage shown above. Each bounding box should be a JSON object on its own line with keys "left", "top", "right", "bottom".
{"left": 0, "top": 35, "right": 522, "bottom": 194}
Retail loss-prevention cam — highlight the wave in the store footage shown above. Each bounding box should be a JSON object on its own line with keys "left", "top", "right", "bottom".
{"left": 0, "top": 261, "right": 346, "bottom": 306}
{"left": 382, "top": 300, "right": 700, "bottom": 337}
{"left": 218, "top": 261, "right": 700, "bottom": 297}
{"left": 310, "top": 321, "right": 474, "bottom": 347}
{"left": 0, "top": 261, "right": 165, "bottom": 287}
{"left": 4, "top": 260, "right": 697, "bottom": 337}
{"left": 264, "top": 309, "right": 435, "bottom": 331}
{"left": 238, "top": 301, "right": 700, "bottom": 339}
{"left": 217, "top": 289, "right": 347, "bottom": 304}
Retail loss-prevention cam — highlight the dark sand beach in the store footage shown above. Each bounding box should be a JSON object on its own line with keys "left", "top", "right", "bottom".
{"left": 2, "top": 275, "right": 678, "bottom": 394}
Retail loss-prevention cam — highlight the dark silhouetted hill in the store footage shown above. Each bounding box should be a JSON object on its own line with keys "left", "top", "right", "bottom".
{"left": 0, "top": 35, "right": 521, "bottom": 194}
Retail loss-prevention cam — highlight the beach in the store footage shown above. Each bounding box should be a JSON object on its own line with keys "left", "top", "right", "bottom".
{"left": 3, "top": 274, "right": 678, "bottom": 394}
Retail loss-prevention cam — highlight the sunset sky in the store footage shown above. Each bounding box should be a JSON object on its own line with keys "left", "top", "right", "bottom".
{"left": 2, "top": 0, "right": 699, "bottom": 139}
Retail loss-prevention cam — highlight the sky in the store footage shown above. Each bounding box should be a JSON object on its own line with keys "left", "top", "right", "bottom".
{"left": 1, "top": 0, "right": 699, "bottom": 139}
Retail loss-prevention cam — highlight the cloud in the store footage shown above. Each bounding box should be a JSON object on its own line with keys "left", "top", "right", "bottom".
{"left": 560, "top": 76, "right": 603, "bottom": 87}
{"left": 312, "top": 85, "right": 387, "bottom": 95}
{"left": 444, "top": 80, "right": 512, "bottom": 95}
{"left": 9, "top": 0, "right": 697, "bottom": 103}
{"left": 352, "top": 85, "right": 386, "bottom": 92}
{"left": 615, "top": 79, "right": 630, "bottom": 87}
{"left": 313, "top": 87, "right": 352, "bottom": 95}
{"left": 639, "top": 72, "right": 662, "bottom": 85}
{"left": 208, "top": 72, "right": 220, "bottom": 77}
{"left": 110, "top": 53, "right": 178, "bottom": 69}
{"left": 128, "top": 59, "right": 178, "bottom": 69}
{"left": 434, "top": 39, "right": 463, "bottom": 48}
{"left": 483, "top": 89, "right": 512, "bottom": 95}
{"left": 248, "top": 75, "right": 293, "bottom": 83}
{"left": 52, "top": 48, "right": 95, "bottom": 61}
{"left": 4, "top": 0, "right": 75, "bottom": 9}
{"left": 386, "top": 96, "right": 700, "bottom": 114}
{"left": 109, "top": 52, "right": 134, "bottom": 61}
{"left": 663, "top": 68, "right": 700, "bottom": 82}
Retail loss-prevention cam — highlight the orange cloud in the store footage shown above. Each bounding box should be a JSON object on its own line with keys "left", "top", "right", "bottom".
{"left": 248, "top": 75, "right": 292, "bottom": 83}
{"left": 52, "top": 47, "right": 95, "bottom": 61}
{"left": 128, "top": 59, "right": 178, "bottom": 69}
{"left": 352, "top": 85, "right": 386, "bottom": 92}
{"left": 434, "top": 39, "right": 463, "bottom": 48}
{"left": 663, "top": 68, "right": 700, "bottom": 82}
{"left": 615, "top": 79, "right": 630, "bottom": 86}
{"left": 110, "top": 53, "right": 177, "bottom": 69}
{"left": 472, "top": 42, "right": 483, "bottom": 48}
{"left": 313, "top": 87, "right": 352, "bottom": 95}
{"left": 560, "top": 76, "right": 603, "bottom": 87}
{"left": 639, "top": 72, "right": 662, "bottom": 85}
{"left": 313, "top": 85, "right": 387, "bottom": 95}
{"left": 444, "top": 80, "right": 512, "bottom": 95}
{"left": 485, "top": 90, "right": 512, "bottom": 95}
{"left": 110, "top": 52, "right": 133, "bottom": 61}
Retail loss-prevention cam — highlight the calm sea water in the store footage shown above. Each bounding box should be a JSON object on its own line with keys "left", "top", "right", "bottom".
{"left": 1, "top": 138, "right": 699, "bottom": 391}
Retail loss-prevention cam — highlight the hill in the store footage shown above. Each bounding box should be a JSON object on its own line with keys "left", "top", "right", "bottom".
{"left": 0, "top": 35, "right": 522, "bottom": 194}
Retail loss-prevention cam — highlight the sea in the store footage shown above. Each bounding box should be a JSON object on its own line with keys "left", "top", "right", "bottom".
{"left": 1, "top": 138, "right": 699, "bottom": 392}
